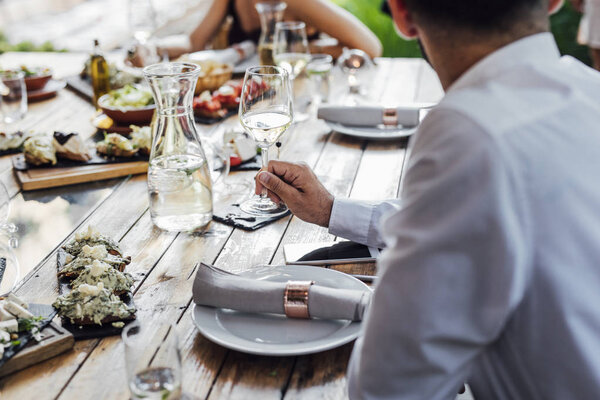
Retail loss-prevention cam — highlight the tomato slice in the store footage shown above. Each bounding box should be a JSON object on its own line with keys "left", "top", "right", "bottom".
{"left": 229, "top": 155, "right": 242, "bottom": 167}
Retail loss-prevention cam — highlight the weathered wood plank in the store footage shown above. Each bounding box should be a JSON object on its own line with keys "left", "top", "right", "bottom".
{"left": 284, "top": 344, "right": 353, "bottom": 400}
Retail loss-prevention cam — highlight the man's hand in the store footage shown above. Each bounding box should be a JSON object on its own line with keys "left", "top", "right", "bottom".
{"left": 255, "top": 161, "right": 334, "bottom": 227}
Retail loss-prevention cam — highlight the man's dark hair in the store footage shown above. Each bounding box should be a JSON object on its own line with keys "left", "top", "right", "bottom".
{"left": 402, "top": 0, "right": 547, "bottom": 31}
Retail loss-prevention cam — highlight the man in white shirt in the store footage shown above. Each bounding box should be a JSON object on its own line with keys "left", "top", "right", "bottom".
{"left": 255, "top": 0, "right": 600, "bottom": 398}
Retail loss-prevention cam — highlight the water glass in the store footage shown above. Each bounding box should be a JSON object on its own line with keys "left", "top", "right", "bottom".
{"left": 0, "top": 71, "right": 27, "bottom": 124}
{"left": 306, "top": 54, "right": 333, "bottom": 106}
{"left": 122, "top": 321, "right": 182, "bottom": 400}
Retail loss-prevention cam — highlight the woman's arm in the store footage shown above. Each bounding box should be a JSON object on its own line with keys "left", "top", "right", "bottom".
{"left": 188, "top": 0, "right": 230, "bottom": 52}
{"left": 286, "top": 0, "right": 383, "bottom": 58}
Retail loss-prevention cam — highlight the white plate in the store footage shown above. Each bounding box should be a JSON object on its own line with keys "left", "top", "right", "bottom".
{"left": 192, "top": 265, "right": 371, "bottom": 356}
{"left": 326, "top": 121, "right": 417, "bottom": 140}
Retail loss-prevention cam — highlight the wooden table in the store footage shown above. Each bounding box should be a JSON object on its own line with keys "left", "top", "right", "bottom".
{"left": 0, "top": 52, "right": 443, "bottom": 399}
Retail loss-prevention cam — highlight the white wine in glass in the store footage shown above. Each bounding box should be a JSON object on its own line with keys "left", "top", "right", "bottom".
{"left": 241, "top": 110, "right": 292, "bottom": 146}
{"left": 238, "top": 66, "right": 293, "bottom": 216}
{"left": 273, "top": 52, "right": 311, "bottom": 80}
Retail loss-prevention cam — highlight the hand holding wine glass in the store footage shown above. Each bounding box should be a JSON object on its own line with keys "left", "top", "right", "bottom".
{"left": 239, "top": 66, "right": 293, "bottom": 216}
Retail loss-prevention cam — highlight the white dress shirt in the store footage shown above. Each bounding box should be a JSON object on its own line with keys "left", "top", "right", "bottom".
{"left": 331, "top": 33, "right": 600, "bottom": 399}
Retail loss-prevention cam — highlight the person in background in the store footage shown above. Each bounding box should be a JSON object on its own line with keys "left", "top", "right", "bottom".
{"left": 254, "top": 0, "right": 600, "bottom": 397}
{"left": 165, "top": 0, "right": 382, "bottom": 59}
{"left": 571, "top": 0, "right": 600, "bottom": 69}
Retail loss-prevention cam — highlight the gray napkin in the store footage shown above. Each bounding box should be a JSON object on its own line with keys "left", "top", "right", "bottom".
{"left": 318, "top": 105, "right": 421, "bottom": 127}
{"left": 192, "top": 263, "right": 371, "bottom": 321}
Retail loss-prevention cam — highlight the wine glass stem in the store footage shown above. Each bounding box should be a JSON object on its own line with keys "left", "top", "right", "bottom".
{"left": 260, "top": 145, "right": 270, "bottom": 199}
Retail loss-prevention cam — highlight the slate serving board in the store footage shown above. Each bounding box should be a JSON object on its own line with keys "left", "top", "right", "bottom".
{"left": 213, "top": 203, "right": 290, "bottom": 231}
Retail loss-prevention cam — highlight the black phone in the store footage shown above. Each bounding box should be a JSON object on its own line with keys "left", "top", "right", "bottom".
{"left": 284, "top": 241, "right": 378, "bottom": 265}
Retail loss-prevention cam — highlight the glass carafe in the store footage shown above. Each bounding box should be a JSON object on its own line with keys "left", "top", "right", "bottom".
{"left": 255, "top": 1, "right": 287, "bottom": 65}
{"left": 143, "top": 63, "right": 213, "bottom": 232}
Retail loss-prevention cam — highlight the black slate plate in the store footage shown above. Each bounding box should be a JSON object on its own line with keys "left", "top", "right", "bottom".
{"left": 194, "top": 108, "right": 237, "bottom": 125}
{"left": 13, "top": 131, "right": 148, "bottom": 171}
{"left": 213, "top": 203, "right": 290, "bottom": 231}
{"left": 0, "top": 148, "right": 22, "bottom": 157}
{"left": 0, "top": 303, "right": 57, "bottom": 368}
{"left": 230, "top": 155, "right": 261, "bottom": 171}
{"left": 56, "top": 249, "right": 136, "bottom": 339}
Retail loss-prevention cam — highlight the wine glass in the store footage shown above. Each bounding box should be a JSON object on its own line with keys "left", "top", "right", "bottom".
{"left": 238, "top": 66, "right": 293, "bottom": 216}
{"left": 273, "top": 21, "right": 310, "bottom": 121}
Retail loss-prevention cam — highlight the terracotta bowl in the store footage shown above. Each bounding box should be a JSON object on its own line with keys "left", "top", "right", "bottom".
{"left": 97, "top": 94, "right": 155, "bottom": 125}
{"left": 24, "top": 70, "right": 53, "bottom": 91}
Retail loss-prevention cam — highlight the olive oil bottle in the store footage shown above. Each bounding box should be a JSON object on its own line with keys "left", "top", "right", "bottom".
{"left": 91, "top": 39, "right": 110, "bottom": 108}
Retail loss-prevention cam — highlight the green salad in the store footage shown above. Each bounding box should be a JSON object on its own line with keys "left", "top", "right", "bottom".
{"left": 103, "top": 85, "right": 154, "bottom": 108}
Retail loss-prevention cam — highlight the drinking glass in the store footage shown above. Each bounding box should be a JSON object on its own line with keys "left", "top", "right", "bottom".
{"left": 128, "top": 0, "right": 157, "bottom": 44}
{"left": 337, "top": 48, "right": 375, "bottom": 100}
{"left": 0, "top": 181, "right": 18, "bottom": 247}
{"left": 0, "top": 241, "right": 20, "bottom": 296}
{"left": 306, "top": 54, "right": 333, "bottom": 106}
{"left": 273, "top": 21, "right": 310, "bottom": 121}
{"left": 0, "top": 71, "right": 27, "bottom": 124}
{"left": 238, "top": 66, "right": 293, "bottom": 216}
{"left": 128, "top": 0, "right": 160, "bottom": 65}
{"left": 123, "top": 321, "right": 182, "bottom": 400}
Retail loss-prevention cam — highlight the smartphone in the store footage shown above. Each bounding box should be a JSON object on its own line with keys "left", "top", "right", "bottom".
{"left": 283, "top": 241, "right": 379, "bottom": 265}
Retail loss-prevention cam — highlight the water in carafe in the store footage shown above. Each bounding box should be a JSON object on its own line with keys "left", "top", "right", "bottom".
{"left": 143, "top": 63, "right": 213, "bottom": 232}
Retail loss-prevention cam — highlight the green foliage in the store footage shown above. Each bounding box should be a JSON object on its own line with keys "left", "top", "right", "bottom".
{"left": 332, "top": 0, "right": 421, "bottom": 57}
{"left": 331, "top": 0, "right": 591, "bottom": 65}
{"left": 0, "top": 31, "right": 66, "bottom": 55}
{"left": 551, "top": 1, "right": 591, "bottom": 65}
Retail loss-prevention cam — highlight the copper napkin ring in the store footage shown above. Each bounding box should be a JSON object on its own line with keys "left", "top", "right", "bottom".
{"left": 284, "top": 280, "right": 314, "bottom": 319}
{"left": 383, "top": 108, "right": 398, "bottom": 126}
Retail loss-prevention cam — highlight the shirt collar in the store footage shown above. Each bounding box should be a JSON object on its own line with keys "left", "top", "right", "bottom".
{"left": 447, "top": 32, "right": 560, "bottom": 93}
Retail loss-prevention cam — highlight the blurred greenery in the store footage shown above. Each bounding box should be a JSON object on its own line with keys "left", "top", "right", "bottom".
{"left": 0, "top": 31, "right": 66, "bottom": 55}
{"left": 332, "top": 0, "right": 592, "bottom": 65}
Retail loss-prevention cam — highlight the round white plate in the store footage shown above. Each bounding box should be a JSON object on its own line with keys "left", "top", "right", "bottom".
{"left": 192, "top": 265, "right": 371, "bottom": 356}
{"left": 326, "top": 121, "right": 417, "bottom": 140}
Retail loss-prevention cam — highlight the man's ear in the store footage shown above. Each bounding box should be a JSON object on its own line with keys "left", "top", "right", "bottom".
{"left": 548, "top": 0, "right": 564, "bottom": 14}
{"left": 388, "top": 0, "right": 419, "bottom": 39}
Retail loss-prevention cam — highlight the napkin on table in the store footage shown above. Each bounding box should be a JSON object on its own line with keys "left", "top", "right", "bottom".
{"left": 317, "top": 105, "right": 421, "bottom": 127}
{"left": 192, "top": 263, "right": 371, "bottom": 321}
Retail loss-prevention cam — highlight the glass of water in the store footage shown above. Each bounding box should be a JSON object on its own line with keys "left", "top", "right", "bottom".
{"left": 123, "top": 321, "right": 182, "bottom": 400}
{"left": 0, "top": 70, "right": 27, "bottom": 124}
{"left": 306, "top": 54, "right": 333, "bottom": 107}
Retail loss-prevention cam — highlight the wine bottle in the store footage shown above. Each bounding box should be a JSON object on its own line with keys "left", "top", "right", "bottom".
{"left": 91, "top": 39, "right": 110, "bottom": 108}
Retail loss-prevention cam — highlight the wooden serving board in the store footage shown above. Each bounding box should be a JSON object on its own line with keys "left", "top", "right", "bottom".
{"left": 14, "top": 161, "right": 148, "bottom": 191}
{"left": 0, "top": 322, "right": 74, "bottom": 377}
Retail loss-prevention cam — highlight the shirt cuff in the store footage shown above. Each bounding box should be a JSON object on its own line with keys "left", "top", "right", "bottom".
{"left": 328, "top": 198, "right": 375, "bottom": 246}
